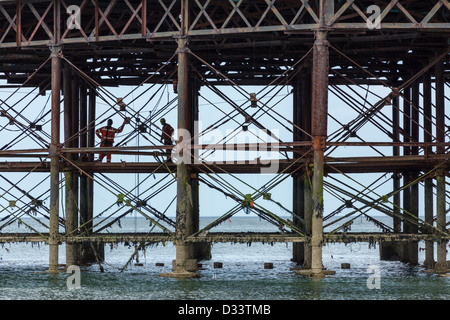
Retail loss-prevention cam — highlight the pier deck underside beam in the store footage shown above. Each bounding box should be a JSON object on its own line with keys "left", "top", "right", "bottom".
{"left": 0, "top": 0, "right": 450, "bottom": 50}
{"left": 1, "top": 154, "right": 448, "bottom": 174}
{"left": 1, "top": 232, "right": 447, "bottom": 244}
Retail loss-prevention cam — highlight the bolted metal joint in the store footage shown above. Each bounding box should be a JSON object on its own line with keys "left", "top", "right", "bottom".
{"left": 49, "top": 144, "right": 59, "bottom": 157}
{"left": 314, "top": 39, "right": 330, "bottom": 47}
{"left": 48, "top": 44, "right": 62, "bottom": 58}
{"left": 313, "top": 136, "right": 326, "bottom": 151}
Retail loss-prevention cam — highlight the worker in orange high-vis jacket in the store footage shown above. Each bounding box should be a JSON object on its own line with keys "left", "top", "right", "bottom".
{"left": 96, "top": 118, "right": 130, "bottom": 162}
{"left": 160, "top": 118, "right": 174, "bottom": 162}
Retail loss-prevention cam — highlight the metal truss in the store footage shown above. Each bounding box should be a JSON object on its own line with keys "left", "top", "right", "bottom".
{"left": 0, "top": 0, "right": 449, "bottom": 48}
{"left": 0, "top": 0, "right": 449, "bottom": 275}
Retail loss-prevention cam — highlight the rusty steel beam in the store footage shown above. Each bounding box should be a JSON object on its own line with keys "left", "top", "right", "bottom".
{"left": 0, "top": 1, "right": 448, "bottom": 279}
{"left": 0, "top": 1, "right": 448, "bottom": 49}
{"left": 3, "top": 141, "right": 450, "bottom": 156}
{"left": 0, "top": 153, "right": 448, "bottom": 174}
{"left": 1, "top": 232, "right": 449, "bottom": 245}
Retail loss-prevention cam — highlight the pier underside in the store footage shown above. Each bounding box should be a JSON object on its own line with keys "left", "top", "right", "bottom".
{"left": 0, "top": 0, "right": 449, "bottom": 277}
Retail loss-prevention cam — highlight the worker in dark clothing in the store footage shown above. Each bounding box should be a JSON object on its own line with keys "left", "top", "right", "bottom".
{"left": 160, "top": 118, "right": 174, "bottom": 162}
{"left": 96, "top": 118, "right": 130, "bottom": 162}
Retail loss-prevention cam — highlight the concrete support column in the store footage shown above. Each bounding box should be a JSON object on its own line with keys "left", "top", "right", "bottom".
{"left": 161, "top": 0, "right": 199, "bottom": 278}
{"left": 48, "top": 44, "right": 61, "bottom": 273}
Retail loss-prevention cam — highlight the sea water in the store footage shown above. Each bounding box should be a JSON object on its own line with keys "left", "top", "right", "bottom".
{"left": 0, "top": 216, "right": 448, "bottom": 300}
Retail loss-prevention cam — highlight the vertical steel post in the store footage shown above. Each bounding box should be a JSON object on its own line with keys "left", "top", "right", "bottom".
{"left": 408, "top": 78, "right": 420, "bottom": 265}
{"left": 142, "top": 0, "right": 147, "bottom": 37}
{"left": 53, "top": 0, "right": 60, "bottom": 45}
{"left": 422, "top": 72, "right": 434, "bottom": 269}
{"left": 48, "top": 44, "right": 61, "bottom": 273}
{"left": 65, "top": 69, "right": 79, "bottom": 267}
{"left": 71, "top": 75, "right": 79, "bottom": 218}
{"left": 63, "top": 64, "right": 74, "bottom": 264}
{"left": 292, "top": 74, "right": 304, "bottom": 265}
{"left": 380, "top": 93, "right": 402, "bottom": 261}
{"left": 79, "top": 84, "right": 88, "bottom": 234}
{"left": 310, "top": 29, "right": 328, "bottom": 276}
{"left": 88, "top": 88, "right": 96, "bottom": 162}
{"left": 401, "top": 85, "right": 411, "bottom": 263}
{"left": 392, "top": 95, "right": 401, "bottom": 234}
{"left": 435, "top": 57, "right": 447, "bottom": 271}
{"left": 436, "top": 172, "right": 446, "bottom": 269}
{"left": 87, "top": 88, "right": 96, "bottom": 233}
{"left": 161, "top": 0, "right": 198, "bottom": 278}
{"left": 71, "top": 75, "right": 80, "bottom": 159}
{"left": 293, "top": 68, "right": 312, "bottom": 266}
{"left": 303, "top": 67, "right": 313, "bottom": 270}
{"left": 16, "top": 0, "right": 21, "bottom": 47}
{"left": 191, "top": 77, "right": 210, "bottom": 260}
{"left": 63, "top": 64, "right": 73, "bottom": 151}
{"left": 79, "top": 87, "right": 103, "bottom": 265}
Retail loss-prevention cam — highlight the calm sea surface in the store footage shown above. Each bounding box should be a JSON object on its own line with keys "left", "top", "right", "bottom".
{"left": 0, "top": 216, "right": 448, "bottom": 300}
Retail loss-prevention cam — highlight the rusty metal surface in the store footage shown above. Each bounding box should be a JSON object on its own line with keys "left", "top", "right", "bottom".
{"left": 0, "top": 1, "right": 448, "bottom": 87}
{"left": 0, "top": 1, "right": 448, "bottom": 268}
{"left": 0, "top": 232, "right": 447, "bottom": 244}
{"left": 0, "top": 154, "right": 448, "bottom": 174}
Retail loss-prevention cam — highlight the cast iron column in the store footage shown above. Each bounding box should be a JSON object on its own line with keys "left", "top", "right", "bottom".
{"left": 48, "top": 44, "right": 61, "bottom": 273}
{"left": 161, "top": 0, "right": 198, "bottom": 278}
{"left": 435, "top": 57, "right": 447, "bottom": 271}
{"left": 63, "top": 64, "right": 78, "bottom": 267}
{"left": 292, "top": 74, "right": 305, "bottom": 265}
{"left": 310, "top": 30, "right": 328, "bottom": 276}
{"left": 408, "top": 78, "right": 420, "bottom": 265}
{"left": 293, "top": 69, "right": 312, "bottom": 267}
{"left": 402, "top": 84, "right": 411, "bottom": 263}
{"left": 422, "top": 72, "right": 434, "bottom": 269}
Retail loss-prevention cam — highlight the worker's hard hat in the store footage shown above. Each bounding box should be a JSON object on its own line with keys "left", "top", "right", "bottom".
{"left": 160, "top": 118, "right": 166, "bottom": 123}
